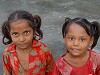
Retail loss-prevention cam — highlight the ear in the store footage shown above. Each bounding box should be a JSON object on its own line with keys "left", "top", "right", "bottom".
{"left": 64, "top": 37, "right": 68, "bottom": 45}
{"left": 89, "top": 37, "right": 94, "bottom": 46}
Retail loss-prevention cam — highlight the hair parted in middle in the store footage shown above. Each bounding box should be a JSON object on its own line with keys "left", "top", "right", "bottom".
{"left": 62, "top": 17, "right": 100, "bottom": 49}
{"left": 2, "top": 10, "right": 43, "bottom": 45}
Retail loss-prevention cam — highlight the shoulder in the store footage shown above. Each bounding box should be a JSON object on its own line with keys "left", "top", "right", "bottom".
{"left": 55, "top": 53, "right": 67, "bottom": 64}
{"left": 51, "top": 56, "right": 63, "bottom": 75}
{"left": 33, "top": 39, "right": 48, "bottom": 47}
{"left": 91, "top": 50, "right": 100, "bottom": 59}
{"left": 3, "top": 44, "right": 16, "bottom": 57}
{"left": 54, "top": 54, "right": 71, "bottom": 74}
{"left": 3, "top": 51, "right": 9, "bottom": 57}
{"left": 55, "top": 55, "right": 65, "bottom": 69}
{"left": 51, "top": 62, "right": 62, "bottom": 75}
{"left": 90, "top": 50, "right": 100, "bottom": 65}
{"left": 33, "top": 39, "right": 50, "bottom": 52}
{"left": 4, "top": 44, "right": 16, "bottom": 52}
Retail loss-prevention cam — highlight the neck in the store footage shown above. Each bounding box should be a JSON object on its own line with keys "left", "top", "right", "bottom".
{"left": 64, "top": 51, "right": 90, "bottom": 67}
{"left": 15, "top": 46, "right": 32, "bottom": 53}
{"left": 67, "top": 50, "right": 89, "bottom": 60}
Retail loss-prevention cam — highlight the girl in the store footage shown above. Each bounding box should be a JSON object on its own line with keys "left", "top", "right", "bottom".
{"left": 2, "top": 10, "right": 54, "bottom": 75}
{"left": 51, "top": 17, "right": 100, "bottom": 75}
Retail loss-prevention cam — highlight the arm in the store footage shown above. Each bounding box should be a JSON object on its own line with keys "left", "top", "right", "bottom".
{"left": 45, "top": 49, "right": 54, "bottom": 75}
{"left": 2, "top": 52, "right": 12, "bottom": 75}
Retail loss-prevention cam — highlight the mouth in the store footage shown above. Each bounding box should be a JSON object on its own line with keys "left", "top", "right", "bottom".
{"left": 71, "top": 48, "right": 80, "bottom": 52}
{"left": 18, "top": 42, "right": 27, "bottom": 46}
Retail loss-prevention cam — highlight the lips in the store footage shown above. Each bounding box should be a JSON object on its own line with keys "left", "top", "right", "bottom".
{"left": 72, "top": 48, "right": 80, "bottom": 53}
{"left": 18, "top": 42, "right": 27, "bottom": 45}
{"left": 18, "top": 43, "right": 25, "bottom": 46}
{"left": 17, "top": 42, "right": 28, "bottom": 47}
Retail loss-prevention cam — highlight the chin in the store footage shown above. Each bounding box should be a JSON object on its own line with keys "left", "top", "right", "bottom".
{"left": 71, "top": 53, "right": 81, "bottom": 57}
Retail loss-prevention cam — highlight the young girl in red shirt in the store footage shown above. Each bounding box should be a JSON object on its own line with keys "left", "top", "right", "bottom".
{"left": 2, "top": 10, "right": 54, "bottom": 75}
{"left": 51, "top": 17, "right": 100, "bottom": 75}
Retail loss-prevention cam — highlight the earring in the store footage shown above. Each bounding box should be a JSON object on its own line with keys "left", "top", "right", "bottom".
{"left": 88, "top": 44, "right": 92, "bottom": 49}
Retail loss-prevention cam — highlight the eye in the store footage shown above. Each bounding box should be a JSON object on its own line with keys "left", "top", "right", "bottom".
{"left": 81, "top": 38, "right": 85, "bottom": 42}
{"left": 12, "top": 32, "right": 18, "bottom": 37}
{"left": 24, "top": 31, "right": 30, "bottom": 35}
{"left": 68, "top": 37, "right": 74, "bottom": 41}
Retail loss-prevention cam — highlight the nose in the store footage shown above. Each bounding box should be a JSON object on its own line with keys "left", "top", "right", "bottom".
{"left": 73, "top": 39, "right": 79, "bottom": 46}
{"left": 19, "top": 35, "right": 25, "bottom": 42}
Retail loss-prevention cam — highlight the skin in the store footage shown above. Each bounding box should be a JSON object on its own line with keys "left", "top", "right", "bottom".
{"left": 64, "top": 22, "right": 93, "bottom": 67}
{"left": 10, "top": 19, "right": 34, "bottom": 70}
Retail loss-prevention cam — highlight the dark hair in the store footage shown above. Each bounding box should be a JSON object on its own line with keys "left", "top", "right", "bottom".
{"left": 62, "top": 17, "right": 100, "bottom": 49}
{"left": 2, "top": 10, "right": 43, "bottom": 45}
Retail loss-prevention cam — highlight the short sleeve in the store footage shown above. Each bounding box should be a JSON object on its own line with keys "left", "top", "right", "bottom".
{"left": 45, "top": 47, "right": 54, "bottom": 75}
{"left": 2, "top": 52, "right": 12, "bottom": 75}
{"left": 91, "top": 51, "right": 100, "bottom": 75}
{"left": 96, "top": 54, "right": 100, "bottom": 75}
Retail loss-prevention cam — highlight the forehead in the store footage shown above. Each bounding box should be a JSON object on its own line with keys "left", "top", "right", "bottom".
{"left": 68, "top": 23, "right": 84, "bottom": 31}
{"left": 10, "top": 19, "right": 32, "bottom": 30}
{"left": 10, "top": 19, "right": 29, "bottom": 25}
{"left": 67, "top": 23, "right": 89, "bottom": 36}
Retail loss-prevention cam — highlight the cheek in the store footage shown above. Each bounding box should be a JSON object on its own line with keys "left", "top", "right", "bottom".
{"left": 10, "top": 34, "right": 16, "bottom": 39}
{"left": 11, "top": 37, "right": 18, "bottom": 44}
{"left": 64, "top": 40, "right": 72, "bottom": 48}
{"left": 64, "top": 38, "right": 72, "bottom": 45}
{"left": 10, "top": 35, "right": 14, "bottom": 41}
{"left": 81, "top": 44, "right": 89, "bottom": 49}
{"left": 27, "top": 35, "right": 34, "bottom": 41}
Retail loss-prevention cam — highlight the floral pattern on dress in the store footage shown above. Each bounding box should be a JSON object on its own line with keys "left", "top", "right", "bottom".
{"left": 2, "top": 40, "right": 54, "bottom": 75}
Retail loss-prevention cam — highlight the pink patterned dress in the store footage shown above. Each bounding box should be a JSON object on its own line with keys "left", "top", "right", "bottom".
{"left": 51, "top": 50, "right": 100, "bottom": 75}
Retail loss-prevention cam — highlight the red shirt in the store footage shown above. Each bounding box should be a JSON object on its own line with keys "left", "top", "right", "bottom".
{"left": 51, "top": 50, "right": 100, "bottom": 75}
{"left": 2, "top": 40, "right": 54, "bottom": 75}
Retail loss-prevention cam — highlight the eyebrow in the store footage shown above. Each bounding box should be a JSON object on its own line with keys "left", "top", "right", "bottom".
{"left": 66, "top": 34, "right": 88, "bottom": 38}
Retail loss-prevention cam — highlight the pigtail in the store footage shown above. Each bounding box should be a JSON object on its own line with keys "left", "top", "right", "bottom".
{"left": 33, "top": 15, "right": 43, "bottom": 40}
{"left": 91, "top": 21, "right": 100, "bottom": 49}
{"left": 1, "top": 21, "right": 12, "bottom": 45}
{"left": 62, "top": 17, "right": 71, "bottom": 38}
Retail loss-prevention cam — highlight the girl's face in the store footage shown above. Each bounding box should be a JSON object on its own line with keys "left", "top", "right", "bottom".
{"left": 64, "top": 22, "right": 93, "bottom": 57}
{"left": 10, "top": 19, "right": 34, "bottom": 50}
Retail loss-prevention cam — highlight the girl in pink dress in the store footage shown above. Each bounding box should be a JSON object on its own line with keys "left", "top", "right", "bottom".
{"left": 51, "top": 17, "right": 100, "bottom": 75}
{"left": 2, "top": 10, "right": 54, "bottom": 75}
